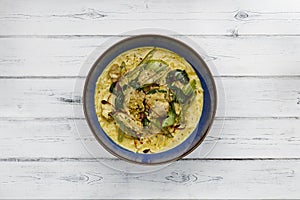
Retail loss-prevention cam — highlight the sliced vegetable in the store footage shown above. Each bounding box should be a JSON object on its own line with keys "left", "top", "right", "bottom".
{"left": 166, "top": 69, "right": 190, "bottom": 85}
{"left": 139, "top": 48, "right": 156, "bottom": 65}
{"left": 173, "top": 102, "right": 181, "bottom": 115}
{"left": 136, "top": 83, "right": 159, "bottom": 92}
{"left": 120, "top": 61, "right": 126, "bottom": 70}
{"left": 146, "top": 89, "right": 167, "bottom": 95}
{"left": 112, "top": 112, "right": 140, "bottom": 138}
{"left": 128, "top": 80, "right": 140, "bottom": 89}
{"left": 145, "top": 60, "right": 168, "bottom": 72}
{"left": 125, "top": 65, "right": 142, "bottom": 82}
{"left": 117, "top": 128, "right": 125, "bottom": 142}
{"left": 109, "top": 81, "right": 122, "bottom": 95}
{"left": 142, "top": 117, "right": 150, "bottom": 126}
{"left": 122, "top": 84, "right": 128, "bottom": 92}
{"left": 166, "top": 70, "right": 175, "bottom": 84}
{"left": 149, "top": 118, "right": 161, "bottom": 130}
{"left": 182, "top": 79, "right": 196, "bottom": 96}
{"left": 175, "top": 69, "right": 189, "bottom": 84}
{"left": 109, "top": 82, "right": 117, "bottom": 93}
{"left": 119, "top": 61, "right": 127, "bottom": 75}
{"left": 169, "top": 85, "right": 187, "bottom": 104}
{"left": 115, "top": 93, "right": 124, "bottom": 110}
{"left": 162, "top": 109, "right": 176, "bottom": 128}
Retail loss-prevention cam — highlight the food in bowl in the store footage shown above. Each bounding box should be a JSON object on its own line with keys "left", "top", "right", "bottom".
{"left": 83, "top": 34, "right": 217, "bottom": 165}
{"left": 95, "top": 47, "right": 204, "bottom": 153}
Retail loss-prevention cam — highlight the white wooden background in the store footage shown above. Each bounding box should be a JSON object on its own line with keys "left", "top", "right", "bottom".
{"left": 0, "top": 0, "right": 300, "bottom": 199}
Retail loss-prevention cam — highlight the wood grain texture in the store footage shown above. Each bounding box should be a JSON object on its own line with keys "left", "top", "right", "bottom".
{"left": 0, "top": 160, "right": 299, "bottom": 199}
{"left": 0, "top": 118, "right": 299, "bottom": 159}
{"left": 0, "top": 78, "right": 299, "bottom": 118}
{"left": 0, "top": 36, "right": 299, "bottom": 77}
{"left": 0, "top": 0, "right": 300, "bottom": 35}
{"left": 1, "top": 0, "right": 300, "bottom": 198}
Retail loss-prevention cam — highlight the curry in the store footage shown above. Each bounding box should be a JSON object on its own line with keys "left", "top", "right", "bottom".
{"left": 95, "top": 47, "right": 203, "bottom": 153}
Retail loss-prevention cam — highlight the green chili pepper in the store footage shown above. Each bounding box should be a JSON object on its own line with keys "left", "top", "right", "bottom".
{"left": 146, "top": 89, "right": 167, "bottom": 95}
{"left": 120, "top": 61, "right": 126, "bottom": 69}
{"left": 139, "top": 48, "right": 156, "bottom": 65}
{"left": 142, "top": 117, "right": 150, "bottom": 127}
{"left": 182, "top": 79, "right": 196, "bottom": 96}
{"left": 118, "top": 128, "right": 125, "bottom": 142}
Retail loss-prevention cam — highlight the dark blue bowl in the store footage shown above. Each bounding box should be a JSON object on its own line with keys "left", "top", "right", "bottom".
{"left": 83, "top": 35, "right": 217, "bottom": 165}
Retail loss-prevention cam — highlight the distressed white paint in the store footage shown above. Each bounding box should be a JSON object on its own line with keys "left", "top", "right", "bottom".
{"left": 0, "top": 0, "right": 300, "bottom": 198}
{"left": 0, "top": 0, "right": 300, "bottom": 35}
{"left": 0, "top": 160, "right": 299, "bottom": 199}
{"left": 0, "top": 118, "right": 299, "bottom": 159}
{"left": 0, "top": 36, "right": 299, "bottom": 77}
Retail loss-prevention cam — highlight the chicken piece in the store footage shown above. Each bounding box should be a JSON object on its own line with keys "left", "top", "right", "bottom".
{"left": 146, "top": 92, "right": 170, "bottom": 118}
{"left": 109, "top": 64, "right": 121, "bottom": 82}
{"left": 101, "top": 93, "right": 115, "bottom": 120}
{"left": 149, "top": 101, "right": 169, "bottom": 118}
{"left": 112, "top": 112, "right": 143, "bottom": 138}
{"left": 101, "top": 103, "right": 113, "bottom": 120}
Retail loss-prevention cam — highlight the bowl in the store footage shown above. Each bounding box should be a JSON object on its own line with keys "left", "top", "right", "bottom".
{"left": 83, "top": 34, "right": 217, "bottom": 165}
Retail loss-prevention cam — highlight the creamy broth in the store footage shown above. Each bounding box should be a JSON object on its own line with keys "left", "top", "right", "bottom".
{"left": 95, "top": 47, "right": 203, "bottom": 153}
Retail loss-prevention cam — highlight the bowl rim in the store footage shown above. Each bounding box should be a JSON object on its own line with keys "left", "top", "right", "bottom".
{"left": 83, "top": 34, "right": 217, "bottom": 165}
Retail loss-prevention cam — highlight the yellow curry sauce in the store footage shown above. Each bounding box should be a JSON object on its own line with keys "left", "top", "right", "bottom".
{"left": 95, "top": 47, "right": 203, "bottom": 153}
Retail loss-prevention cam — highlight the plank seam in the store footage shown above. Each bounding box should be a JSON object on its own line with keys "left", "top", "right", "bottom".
{"left": 0, "top": 117, "right": 298, "bottom": 121}
{"left": 0, "top": 157, "right": 299, "bottom": 162}
{"left": 0, "top": 34, "right": 300, "bottom": 38}
{"left": 0, "top": 76, "right": 300, "bottom": 79}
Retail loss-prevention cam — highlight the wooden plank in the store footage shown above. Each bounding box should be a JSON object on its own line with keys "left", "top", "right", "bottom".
{"left": 0, "top": 79, "right": 77, "bottom": 118}
{"left": 0, "top": 118, "right": 299, "bottom": 159}
{"left": 0, "top": 36, "right": 300, "bottom": 77}
{"left": 0, "top": 0, "right": 300, "bottom": 35}
{"left": 0, "top": 160, "right": 299, "bottom": 199}
{"left": 0, "top": 78, "right": 299, "bottom": 118}
{"left": 0, "top": 1, "right": 299, "bottom": 199}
